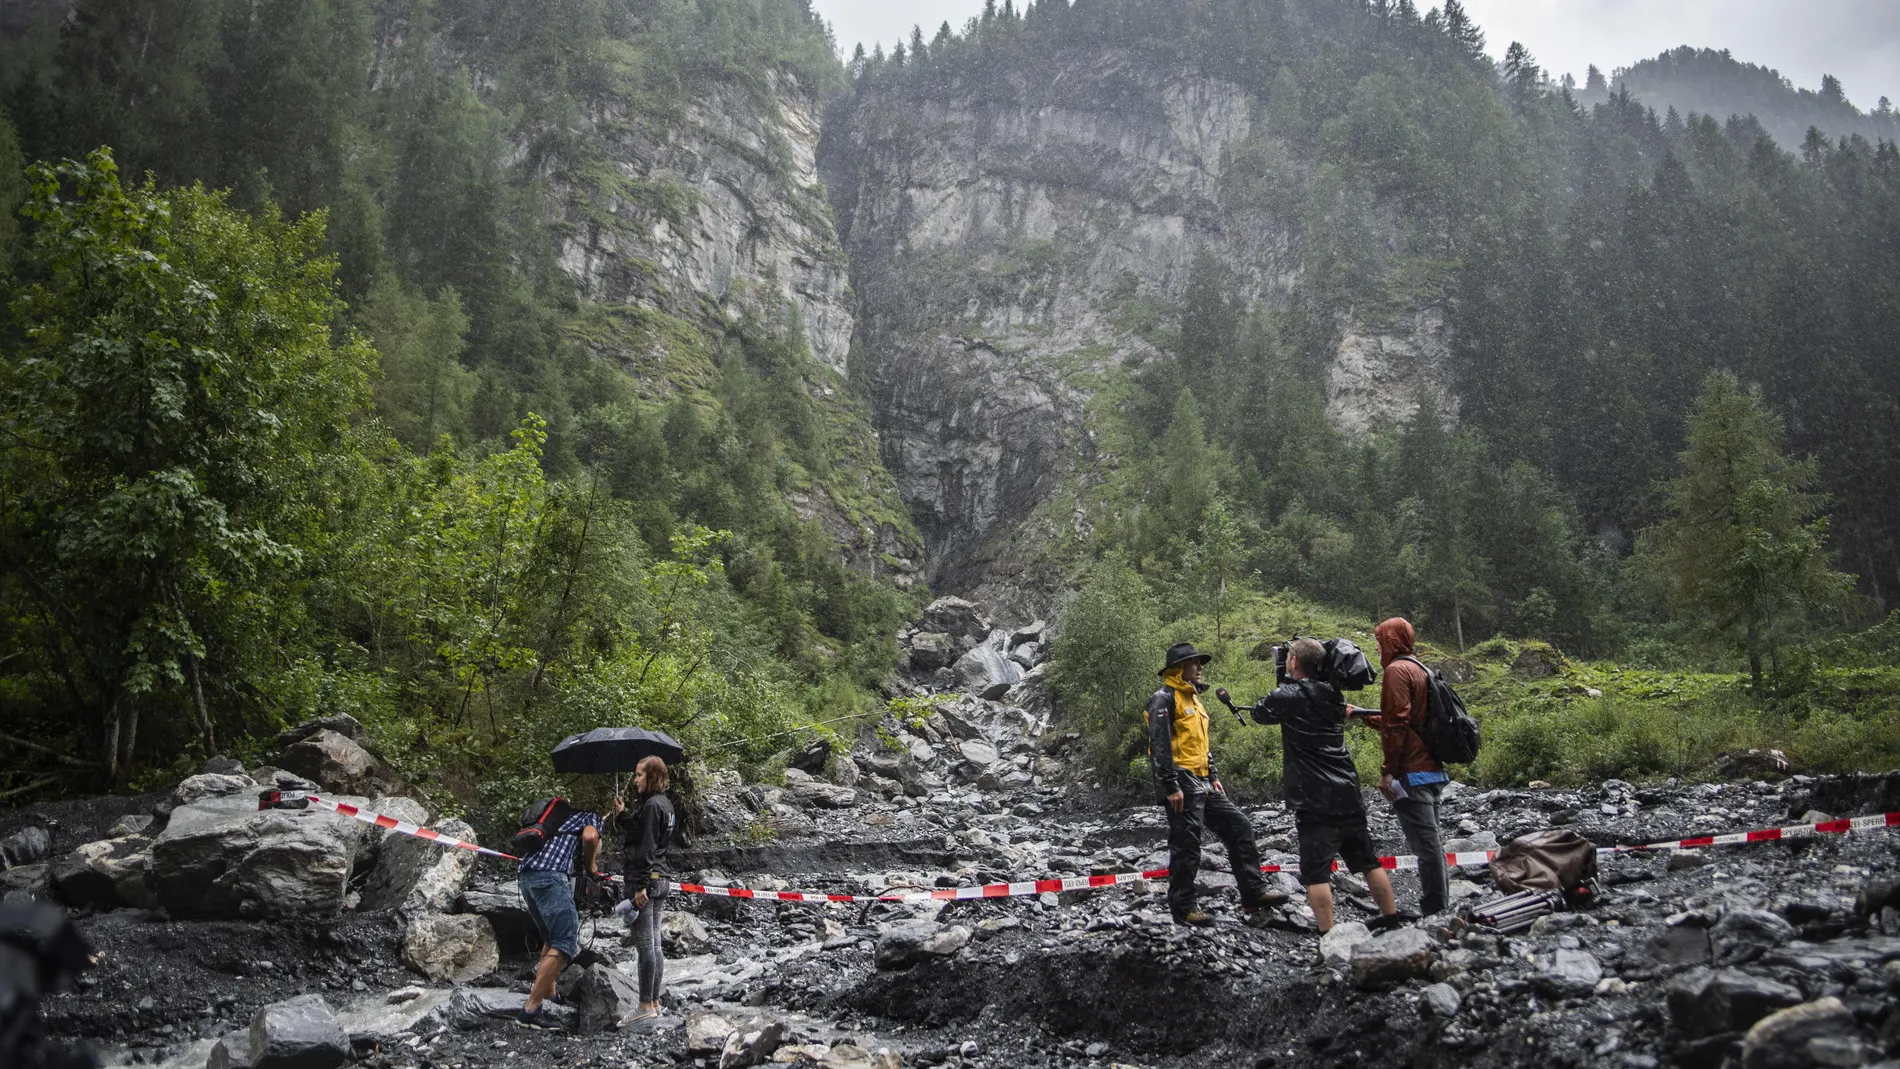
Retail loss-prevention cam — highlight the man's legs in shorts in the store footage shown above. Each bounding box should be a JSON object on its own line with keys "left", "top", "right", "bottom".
{"left": 1298, "top": 814, "right": 1400, "bottom": 933}
{"left": 519, "top": 870, "right": 581, "bottom": 1012}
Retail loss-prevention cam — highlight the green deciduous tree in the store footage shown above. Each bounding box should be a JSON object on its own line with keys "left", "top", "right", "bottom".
{"left": 1639, "top": 371, "right": 1857, "bottom": 685}
{"left": 1049, "top": 559, "right": 1162, "bottom": 779}
{"left": 1, "top": 149, "right": 375, "bottom": 781}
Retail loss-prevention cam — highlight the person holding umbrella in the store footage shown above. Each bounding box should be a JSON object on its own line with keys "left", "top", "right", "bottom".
{"left": 613, "top": 755, "right": 676, "bottom": 1029}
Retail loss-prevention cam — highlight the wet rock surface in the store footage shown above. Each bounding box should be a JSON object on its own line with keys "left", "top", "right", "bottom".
{"left": 17, "top": 638, "right": 1900, "bottom": 1069}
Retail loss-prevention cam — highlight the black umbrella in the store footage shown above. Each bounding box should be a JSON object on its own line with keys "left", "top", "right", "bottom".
{"left": 550, "top": 727, "right": 685, "bottom": 775}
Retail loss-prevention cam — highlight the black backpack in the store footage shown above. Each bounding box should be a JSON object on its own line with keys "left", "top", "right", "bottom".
{"left": 511, "top": 797, "right": 574, "bottom": 860}
{"left": 1400, "top": 656, "right": 1481, "bottom": 764}
{"left": 1322, "top": 638, "right": 1378, "bottom": 691}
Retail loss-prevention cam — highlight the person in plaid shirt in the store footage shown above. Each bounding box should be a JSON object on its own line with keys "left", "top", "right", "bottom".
{"left": 516, "top": 799, "right": 620, "bottom": 1030}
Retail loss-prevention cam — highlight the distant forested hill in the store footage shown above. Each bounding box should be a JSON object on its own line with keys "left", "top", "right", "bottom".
{"left": 1575, "top": 46, "right": 1900, "bottom": 151}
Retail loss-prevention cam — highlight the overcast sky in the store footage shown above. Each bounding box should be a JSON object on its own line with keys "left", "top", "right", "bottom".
{"left": 814, "top": 0, "right": 1900, "bottom": 109}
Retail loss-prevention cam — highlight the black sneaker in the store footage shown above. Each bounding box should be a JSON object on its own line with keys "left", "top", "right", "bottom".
{"left": 515, "top": 1007, "right": 561, "bottom": 1031}
{"left": 1368, "top": 910, "right": 1420, "bottom": 933}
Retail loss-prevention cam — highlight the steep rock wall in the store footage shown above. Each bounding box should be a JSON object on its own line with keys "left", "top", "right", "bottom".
{"left": 542, "top": 72, "right": 923, "bottom": 583}
{"left": 823, "top": 55, "right": 1450, "bottom": 607}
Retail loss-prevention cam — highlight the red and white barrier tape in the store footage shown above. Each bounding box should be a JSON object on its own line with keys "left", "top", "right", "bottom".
{"left": 675, "top": 810, "right": 1900, "bottom": 904}
{"left": 298, "top": 793, "right": 521, "bottom": 861}
{"left": 278, "top": 790, "right": 1899, "bottom": 905}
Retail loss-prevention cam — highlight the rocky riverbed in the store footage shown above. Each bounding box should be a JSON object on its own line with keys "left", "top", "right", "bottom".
{"left": 7, "top": 600, "right": 1900, "bottom": 1069}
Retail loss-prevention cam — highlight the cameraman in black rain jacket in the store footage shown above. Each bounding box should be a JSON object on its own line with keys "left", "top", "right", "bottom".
{"left": 1251, "top": 638, "right": 1411, "bottom": 934}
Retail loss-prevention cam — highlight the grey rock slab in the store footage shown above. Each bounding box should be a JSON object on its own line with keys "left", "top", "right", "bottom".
{"left": 921, "top": 597, "right": 990, "bottom": 639}
{"left": 151, "top": 793, "right": 372, "bottom": 919}
{"left": 1713, "top": 908, "right": 1798, "bottom": 965}
{"left": 1534, "top": 948, "right": 1603, "bottom": 998}
{"left": 572, "top": 962, "right": 640, "bottom": 1034}
{"left": 358, "top": 813, "right": 477, "bottom": 918}
{"left": 1350, "top": 927, "right": 1436, "bottom": 989}
{"left": 953, "top": 642, "right": 1022, "bottom": 701}
{"left": 875, "top": 921, "right": 973, "bottom": 969}
{"left": 400, "top": 913, "right": 498, "bottom": 983}
{"left": 248, "top": 994, "right": 348, "bottom": 1069}
{"left": 206, "top": 1028, "right": 252, "bottom": 1069}
{"left": 1666, "top": 968, "right": 1806, "bottom": 1040}
{"left": 1740, "top": 997, "right": 1868, "bottom": 1069}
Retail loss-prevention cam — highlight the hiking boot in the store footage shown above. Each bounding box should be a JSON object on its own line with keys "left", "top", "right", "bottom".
{"left": 1251, "top": 890, "right": 1292, "bottom": 909}
{"left": 1175, "top": 910, "right": 1215, "bottom": 927}
{"left": 515, "top": 1007, "right": 561, "bottom": 1031}
{"left": 1368, "top": 910, "right": 1420, "bottom": 933}
{"left": 1242, "top": 907, "right": 1275, "bottom": 929}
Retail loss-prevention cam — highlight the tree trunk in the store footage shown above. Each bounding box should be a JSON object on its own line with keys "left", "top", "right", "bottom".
{"left": 1746, "top": 618, "right": 1763, "bottom": 689}
{"left": 115, "top": 703, "right": 139, "bottom": 785}
{"left": 186, "top": 653, "right": 215, "bottom": 757}
{"left": 1454, "top": 600, "right": 1466, "bottom": 654}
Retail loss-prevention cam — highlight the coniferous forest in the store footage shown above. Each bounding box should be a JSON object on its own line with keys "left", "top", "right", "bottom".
{"left": 3, "top": 0, "right": 1899, "bottom": 804}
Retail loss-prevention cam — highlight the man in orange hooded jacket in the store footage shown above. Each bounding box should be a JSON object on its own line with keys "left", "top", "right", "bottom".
{"left": 1350, "top": 618, "right": 1450, "bottom": 916}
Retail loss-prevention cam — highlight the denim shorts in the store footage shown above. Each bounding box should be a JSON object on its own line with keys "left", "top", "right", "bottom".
{"left": 518, "top": 869, "right": 580, "bottom": 959}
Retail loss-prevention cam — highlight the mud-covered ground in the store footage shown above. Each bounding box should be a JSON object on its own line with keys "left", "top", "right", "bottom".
{"left": 17, "top": 766, "right": 1900, "bottom": 1069}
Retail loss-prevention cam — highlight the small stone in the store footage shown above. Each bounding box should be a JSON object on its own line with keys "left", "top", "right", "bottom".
{"left": 1420, "top": 982, "right": 1462, "bottom": 1017}
{"left": 385, "top": 987, "right": 424, "bottom": 1004}
{"left": 1535, "top": 948, "right": 1603, "bottom": 998}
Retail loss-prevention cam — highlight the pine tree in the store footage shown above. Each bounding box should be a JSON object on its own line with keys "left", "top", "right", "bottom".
{"left": 1639, "top": 372, "right": 1856, "bottom": 686}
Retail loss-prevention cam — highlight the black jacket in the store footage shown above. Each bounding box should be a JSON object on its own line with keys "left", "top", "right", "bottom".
{"left": 616, "top": 794, "right": 675, "bottom": 896}
{"left": 1250, "top": 677, "right": 1365, "bottom": 818}
{"left": 1146, "top": 685, "right": 1217, "bottom": 798}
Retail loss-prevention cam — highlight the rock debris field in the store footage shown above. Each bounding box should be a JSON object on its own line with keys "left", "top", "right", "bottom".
{"left": 6, "top": 600, "right": 1900, "bottom": 1069}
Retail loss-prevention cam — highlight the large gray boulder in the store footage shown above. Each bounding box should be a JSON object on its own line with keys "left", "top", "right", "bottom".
{"left": 1667, "top": 968, "right": 1806, "bottom": 1040}
{"left": 207, "top": 1027, "right": 252, "bottom": 1069}
{"left": 568, "top": 962, "right": 640, "bottom": 1034}
{"left": 781, "top": 769, "right": 857, "bottom": 809}
{"left": 874, "top": 921, "right": 971, "bottom": 969}
{"left": 663, "top": 910, "right": 714, "bottom": 955}
{"left": 1350, "top": 928, "right": 1437, "bottom": 989}
{"left": 2, "top": 827, "right": 50, "bottom": 867}
{"left": 1534, "top": 948, "right": 1603, "bottom": 998}
{"left": 906, "top": 632, "right": 958, "bottom": 671}
{"left": 719, "top": 1016, "right": 787, "bottom": 1069}
{"left": 277, "top": 729, "right": 407, "bottom": 798}
{"left": 248, "top": 994, "right": 348, "bottom": 1069}
{"left": 921, "top": 597, "right": 990, "bottom": 639}
{"left": 454, "top": 884, "right": 535, "bottom": 949}
{"left": 400, "top": 913, "right": 498, "bottom": 983}
{"left": 358, "top": 814, "right": 478, "bottom": 918}
{"left": 52, "top": 836, "right": 157, "bottom": 910}
{"left": 952, "top": 639, "right": 1022, "bottom": 701}
{"left": 1712, "top": 909, "right": 1798, "bottom": 966}
{"left": 150, "top": 794, "right": 372, "bottom": 919}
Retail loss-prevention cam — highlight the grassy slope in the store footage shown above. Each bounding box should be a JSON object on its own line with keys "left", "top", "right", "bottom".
{"left": 1145, "top": 591, "right": 1900, "bottom": 794}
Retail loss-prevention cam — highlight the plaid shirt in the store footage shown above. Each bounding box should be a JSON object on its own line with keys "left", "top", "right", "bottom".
{"left": 518, "top": 810, "right": 602, "bottom": 874}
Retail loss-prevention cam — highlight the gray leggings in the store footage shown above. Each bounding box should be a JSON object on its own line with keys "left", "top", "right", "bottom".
{"left": 629, "top": 894, "right": 665, "bottom": 1003}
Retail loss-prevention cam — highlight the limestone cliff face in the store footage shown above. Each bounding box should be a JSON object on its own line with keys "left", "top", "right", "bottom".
{"left": 822, "top": 55, "right": 1450, "bottom": 607}
{"left": 542, "top": 72, "right": 922, "bottom": 583}
{"left": 552, "top": 73, "right": 854, "bottom": 377}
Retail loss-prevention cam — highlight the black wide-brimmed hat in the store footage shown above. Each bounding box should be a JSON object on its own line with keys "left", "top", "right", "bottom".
{"left": 1158, "top": 642, "right": 1213, "bottom": 676}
